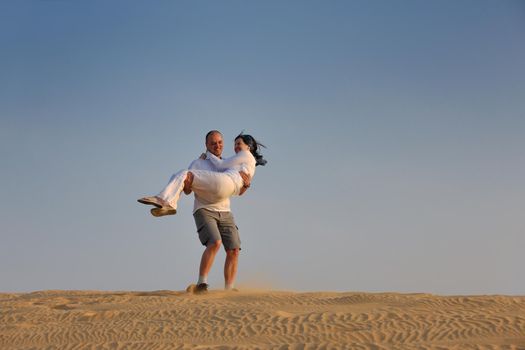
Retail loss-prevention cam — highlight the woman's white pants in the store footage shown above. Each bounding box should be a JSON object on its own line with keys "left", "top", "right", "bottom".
{"left": 157, "top": 170, "right": 240, "bottom": 210}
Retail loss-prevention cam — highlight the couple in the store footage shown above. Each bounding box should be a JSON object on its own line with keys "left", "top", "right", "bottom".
{"left": 138, "top": 130, "right": 266, "bottom": 293}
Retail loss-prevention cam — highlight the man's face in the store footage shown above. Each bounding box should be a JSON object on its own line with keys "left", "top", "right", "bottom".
{"left": 206, "top": 132, "right": 224, "bottom": 157}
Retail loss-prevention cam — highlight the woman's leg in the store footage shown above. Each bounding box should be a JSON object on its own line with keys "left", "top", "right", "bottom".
{"left": 146, "top": 170, "right": 237, "bottom": 215}
{"left": 156, "top": 169, "right": 188, "bottom": 210}
{"left": 190, "top": 170, "right": 237, "bottom": 202}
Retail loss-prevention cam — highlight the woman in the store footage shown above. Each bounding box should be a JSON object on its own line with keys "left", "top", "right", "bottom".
{"left": 138, "top": 133, "right": 266, "bottom": 217}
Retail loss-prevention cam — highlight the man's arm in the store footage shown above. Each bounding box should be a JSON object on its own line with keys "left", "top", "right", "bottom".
{"left": 238, "top": 171, "right": 251, "bottom": 196}
{"left": 185, "top": 159, "right": 201, "bottom": 195}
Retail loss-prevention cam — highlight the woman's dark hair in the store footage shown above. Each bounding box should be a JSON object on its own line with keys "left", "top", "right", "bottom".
{"left": 235, "top": 133, "right": 267, "bottom": 166}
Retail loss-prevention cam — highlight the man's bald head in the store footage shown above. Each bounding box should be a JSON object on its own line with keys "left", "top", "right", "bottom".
{"left": 205, "top": 130, "right": 224, "bottom": 157}
{"left": 205, "top": 130, "right": 222, "bottom": 143}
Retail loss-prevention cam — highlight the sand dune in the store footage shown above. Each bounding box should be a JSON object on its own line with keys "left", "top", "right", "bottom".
{"left": 1, "top": 289, "right": 524, "bottom": 349}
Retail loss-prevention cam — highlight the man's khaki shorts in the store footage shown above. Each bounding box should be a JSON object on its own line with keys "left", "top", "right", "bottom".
{"left": 193, "top": 209, "right": 241, "bottom": 250}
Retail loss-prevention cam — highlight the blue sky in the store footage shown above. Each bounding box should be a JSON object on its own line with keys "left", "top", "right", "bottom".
{"left": 1, "top": 0, "right": 524, "bottom": 294}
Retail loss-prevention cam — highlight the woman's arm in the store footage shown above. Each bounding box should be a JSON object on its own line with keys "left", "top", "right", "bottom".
{"left": 206, "top": 150, "right": 249, "bottom": 171}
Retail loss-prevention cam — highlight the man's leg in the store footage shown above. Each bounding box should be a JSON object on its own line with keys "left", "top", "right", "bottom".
{"left": 193, "top": 209, "right": 222, "bottom": 292}
{"left": 218, "top": 212, "right": 241, "bottom": 290}
{"left": 198, "top": 240, "right": 222, "bottom": 284}
{"left": 224, "top": 248, "right": 239, "bottom": 290}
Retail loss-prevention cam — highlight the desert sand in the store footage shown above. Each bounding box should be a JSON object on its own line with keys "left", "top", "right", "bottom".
{"left": 1, "top": 289, "right": 524, "bottom": 349}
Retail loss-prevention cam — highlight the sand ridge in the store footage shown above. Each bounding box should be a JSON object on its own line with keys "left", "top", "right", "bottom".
{"left": 1, "top": 289, "right": 524, "bottom": 349}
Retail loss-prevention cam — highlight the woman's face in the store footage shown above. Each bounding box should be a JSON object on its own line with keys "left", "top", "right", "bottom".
{"left": 234, "top": 138, "right": 250, "bottom": 153}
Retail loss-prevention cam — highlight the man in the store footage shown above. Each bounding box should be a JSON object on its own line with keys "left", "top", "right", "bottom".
{"left": 186, "top": 130, "right": 250, "bottom": 293}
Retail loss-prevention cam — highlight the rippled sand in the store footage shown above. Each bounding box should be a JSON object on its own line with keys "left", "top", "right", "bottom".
{"left": 1, "top": 289, "right": 524, "bottom": 349}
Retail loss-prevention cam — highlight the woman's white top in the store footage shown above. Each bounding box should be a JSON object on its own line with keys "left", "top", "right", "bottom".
{"left": 206, "top": 150, "right": 256, "bottom": 192}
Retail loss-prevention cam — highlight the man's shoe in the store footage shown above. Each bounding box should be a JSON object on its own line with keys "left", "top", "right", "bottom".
{"left": 194, "top": 283, "right": 208, "bottom": 294}
{"left": 150, "top": 206, "right": 177, "bottom": 217}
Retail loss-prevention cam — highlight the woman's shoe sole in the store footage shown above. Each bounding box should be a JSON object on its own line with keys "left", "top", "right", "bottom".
{"left": 150, "top": 207, "right": 177, "bottom": 217}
